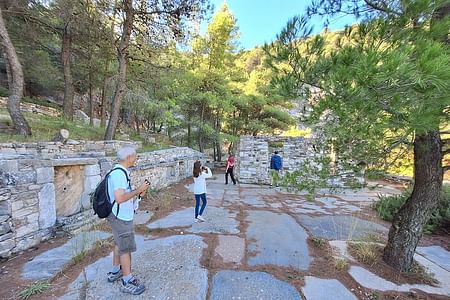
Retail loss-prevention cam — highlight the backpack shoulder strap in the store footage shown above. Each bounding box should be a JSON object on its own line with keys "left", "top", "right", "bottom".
{"left": 107, "top": 167, "right": 131, "bottom": 216}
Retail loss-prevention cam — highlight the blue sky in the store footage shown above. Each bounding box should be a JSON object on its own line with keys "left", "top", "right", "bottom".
{"left": 202, "top": 0, "right": 356, "bottom": 50}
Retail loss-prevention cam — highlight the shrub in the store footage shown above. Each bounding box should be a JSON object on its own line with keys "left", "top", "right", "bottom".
{"left": 373, "top": 184, "right": 450, "bottom": 233}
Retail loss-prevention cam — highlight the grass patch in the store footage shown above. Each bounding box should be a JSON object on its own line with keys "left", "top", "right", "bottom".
{"left": 348, "top": 242, "right": 381, "bottom": 267}
{"left": 17, "top": 281, "right": 50, "bottom": 300}
{"left": 408, "top": 260, "right": 440, "bottom": 286}
{"left": 0, "top": 108, "right": 105, "bottom": 142}
{"left": 72, "top": 250, "right": 87, "bottom": 264}
{"left": 310, "top": 237, "right": 326, "bottom": 248}
{"left": 334, "top": 257, "right": 349, "bottom": 271}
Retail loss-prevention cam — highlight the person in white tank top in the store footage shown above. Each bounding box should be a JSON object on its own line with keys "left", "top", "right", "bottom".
{"left": 192, "top": 161, "right": 212, "bottom": 222}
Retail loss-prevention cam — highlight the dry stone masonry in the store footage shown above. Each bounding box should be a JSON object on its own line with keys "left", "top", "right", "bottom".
{"left": 236, "top": 136, "right": 318, "bottom": 184}
{"left": 0, "top": 141, "right": 205, "bottom": 258}
{"left": 236, "top": 135, "right": 363, "bottom": 186}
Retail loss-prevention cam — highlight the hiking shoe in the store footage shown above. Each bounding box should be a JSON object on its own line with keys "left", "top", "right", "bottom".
{"left": 121, "top": 277, "right": 145, "bottom": 295}
{"left": 197, "top": 215, "right": 206, "bottom": 222}
{"left": 107, "top": 268, "right": 123, "bottom": 282}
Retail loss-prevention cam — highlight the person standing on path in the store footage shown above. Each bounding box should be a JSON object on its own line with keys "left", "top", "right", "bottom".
{"left": 193, "top": 161, "right": 212, "bottom": 222}
{"left": 106, "top": 146, "right": 150, "bottom": 295}
{"left": 225, "top": 153, "right": 237, "bottom": 185}
{"left": 270, "top": 151, "right": 283, "bottom": 187}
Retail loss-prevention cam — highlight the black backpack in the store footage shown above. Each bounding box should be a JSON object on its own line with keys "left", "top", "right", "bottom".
{"left": 92, "top": 167, "right": 131, "bottom": 218}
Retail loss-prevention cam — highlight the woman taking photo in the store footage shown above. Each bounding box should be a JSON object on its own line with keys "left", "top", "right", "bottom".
{"left": 192, "top": 161, "right": 212, "bottom": 222}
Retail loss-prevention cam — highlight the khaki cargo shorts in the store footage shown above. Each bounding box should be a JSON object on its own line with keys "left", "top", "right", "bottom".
{"left": 107, "top": 214, "right": 136, "bottom": 255}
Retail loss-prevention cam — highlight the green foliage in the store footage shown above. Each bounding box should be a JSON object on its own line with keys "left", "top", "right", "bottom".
{"left": 266, "top": 2, "right": 450, "bottom": 176}
{"left": 0, "top": 86, "right": 9, "bottom": 97}
{"left": 268, "top": 141, "right": 284, "bottom": 149}
{"left": 374, "top": 192, "right": 409, "bottom": 221}
{"left": 374, "top": 185, "right": 450, "bottom": 233}
{"left": 18, "top": 281, "right": 50, "bottom": 300}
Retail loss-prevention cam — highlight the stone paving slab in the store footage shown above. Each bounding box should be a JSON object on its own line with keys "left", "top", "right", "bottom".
{"left": 60, "top": 235, "right": 208, "bottom": 300}
{"left": 302, "top": 276, "right": 357, "bottom": 300}
{"left": 246, "top": 210, "right": 310, "bottom": 270}
{"left": 296, "top": 215, "right": 387, "bottom": 240}
{"left": 147, "top": 207, "right": 239, "bottom": 234}
{"left": 22, "top": 231, "right": 111, "bottom": 280}
{"left": 147, "top": 207, "right": 194, "bottom": 229}
{"left": 188, "top": 206, "right": 239, "bottom": 234}
{"left": 240, "top": 196, "right": 267, "bottom": 207}
{"left": 210, "top": 270, "right": 303, "bottom": 300}
{"left": 416, "top": 246, "right": 450, "bottom": 272}
{"left": 348, "top": 265, "right": 450, "bottom": 297}
{"left": 216, "top": 235, "right": 245, "bottom": 264}
{"left": 133, "top": 210, "right": 153, "bottom": 225}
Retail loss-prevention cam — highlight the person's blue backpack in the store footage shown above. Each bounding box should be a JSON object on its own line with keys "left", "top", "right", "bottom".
{"left": 271, "top": 155, "right": 282, "bottom": 170}
{"left": 92, "top": 168, "right": 130, "bottom": 218}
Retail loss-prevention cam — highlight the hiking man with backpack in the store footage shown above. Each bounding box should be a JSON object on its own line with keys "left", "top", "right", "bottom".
{"left": 269, "top": 150, "right": 283, "bottom": 187}
{"left": 104, "top": 146, "right": 150, "bottom": 295}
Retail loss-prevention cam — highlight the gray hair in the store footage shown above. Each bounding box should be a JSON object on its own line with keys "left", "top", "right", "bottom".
{"left": 117, "top": 146, "right": 137, "bottom": 161}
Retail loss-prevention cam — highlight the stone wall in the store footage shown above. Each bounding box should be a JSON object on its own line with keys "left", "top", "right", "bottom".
{"left": 0, "top": 97, "right": 61, "bottom": 117}
{"left": 0, "top": 141, "right": 205, "bottom": 258}
{"left": 0, "top": 140, "right": 141, "bottom": 159}
{"left": 236, "top": 136, "right": 317, "bottom": 184}
{"left": 236, "top": 136, "right": 363, "bottom": 186}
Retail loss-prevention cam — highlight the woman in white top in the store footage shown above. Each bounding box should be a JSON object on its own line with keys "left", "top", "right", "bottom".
{"left": 192, "top": 161, "right": 212, "bottom": 222}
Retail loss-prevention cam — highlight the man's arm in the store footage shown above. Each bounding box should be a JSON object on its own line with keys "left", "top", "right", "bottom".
{"left": 114, "top": 187, "right": 145, "bottom": 204}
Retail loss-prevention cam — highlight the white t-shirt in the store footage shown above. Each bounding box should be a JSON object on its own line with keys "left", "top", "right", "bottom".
{"left": 193, "top": 167, "right": 212, "bottom": 195}
{"left": 107, "top": 164, "right": 134, "bottom": 221}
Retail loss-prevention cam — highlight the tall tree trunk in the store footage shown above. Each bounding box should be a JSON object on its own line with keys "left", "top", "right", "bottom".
{"left": 100, "top": 0, "right": 118, "bottom": 127}
{"left": 0, "top": 7, "right": 31, "bottom": 136}
{"left": 88, "top": 77, "right": 94, "bottom": 126}
{"left": 198, "top": 104, "right": 205, "bottom": 153}
{"left": 216, "top": 114, "right": 222, "bottom": 161}
{"left": 62, "top": 18, "right": 74, "bottom": 121}
{"left": 100, "top": 77, "right": 108, "bottom": 127}
{"left": 382, "top": 2, "right": 449, "bottom": 273}
{"left": 187, "top": 123, "right": 191, "bottom": 147}
{"left": 383, "top": 130, "right": 443, "bottom": 271}
{"left": 105, "top": 0, "right": 134, "bottom": 140}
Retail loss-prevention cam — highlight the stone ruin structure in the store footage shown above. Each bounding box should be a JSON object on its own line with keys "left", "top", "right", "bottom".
{"left": 236, "top": 136, "right": 317, "bottom": 184}
{"left": 236, "top": 135, "right": 363, "bottom": 186}
{"left": 0, "top": 141, "right": 205, "bottom": 258}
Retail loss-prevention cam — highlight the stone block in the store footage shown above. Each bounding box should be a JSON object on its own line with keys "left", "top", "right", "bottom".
{"left": 84, "top": 164, "right": 100, "bottom": 176}
{"left": 0, "top": 200, "right": 11, "bottom": 216}
{"left": 14, "top": 234, "right": 42, "bottom": 252}
{"left": 15, "top": 221, "right": 37, "bottom": 238}
{"left": 38, "top": 183, "right": 56, "bottom": 229}
{"left": 13, "top": 207, "right": 38, "bottom": 218}
{"left": 0, "top": 215, "right": 9, "bottom": 223}
{"left": 36, "top": 167, "right": 54, "bottom": 184}
{"left": 0, "top": 232, "right": 13, "bottom": 242}
{"left": 0, "top": 239, "right": 14, "bottom": 257}
{"left": 0, "top": 160, "right": 18, "bottom": 173}
{"left": 27, "top": 212, "right": 39, "bottom": 223}
{"left": 11, "top": 200, "right": 24, "bottom": 211}
{"left": 0, "top": 222, "right": 11, "bottom": 235}
{"left": 80, "top": 192, "right": 91, "bottom": 210}
{"left": 27, "top": 184, "right": 42, "bottom": 191}
{"left": 84, "top": 175, "right": 101, "bottom": 193}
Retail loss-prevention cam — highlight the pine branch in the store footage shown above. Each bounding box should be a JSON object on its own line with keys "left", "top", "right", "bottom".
{"left": 363, "top": 0, "right": 401, "bottom": 16}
